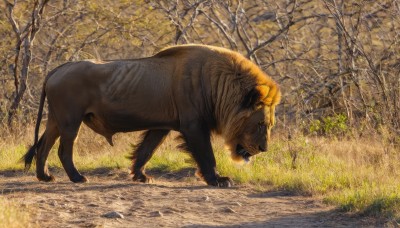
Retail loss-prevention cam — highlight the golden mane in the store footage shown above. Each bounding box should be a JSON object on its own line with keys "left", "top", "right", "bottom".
{"left": 155, "top": 44, "right": 281, "bottom": 142}
{"left": 199, "top": 45, "right": 281, "bottom": 141}
{"left": 209, "top": 45, "right": 281, "bottom": 105}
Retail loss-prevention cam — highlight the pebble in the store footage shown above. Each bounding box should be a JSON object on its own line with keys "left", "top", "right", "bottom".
{"left": 222, "top": 207, "right": 237, "bottom": 213}
{"left": 203, "top": 196, "right": 210, "bottom": 201}
{"left": 102, "top": 211, "right": 124, "bottom": 219}
{"left": 234, "top": 202, "right": 242, "bottom": 207}
{"left": 49, "top": 201, "right": 57, "bottom": 207}
{"left": 150, "top": 211, "right": 164, "bottom": 217}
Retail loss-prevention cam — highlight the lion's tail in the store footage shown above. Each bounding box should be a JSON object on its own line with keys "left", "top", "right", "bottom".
{"left": 22, "top": 63, "right": 70, "bottom": 171}
{"left": 22, "top": 85, "right": 46, "bottom": 171}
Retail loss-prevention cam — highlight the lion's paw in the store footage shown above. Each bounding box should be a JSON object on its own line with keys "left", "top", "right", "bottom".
{"left": 132, "top": 173, "right": 153, "bottom": 183}
{"left": 71, "top": 175, "right": 89, "bottom": 183}
{"left": 208, "top": 176, "right": 234, "bottom": 188}
{"left": 37, "top": 174, "right": 55, "bottom": 182}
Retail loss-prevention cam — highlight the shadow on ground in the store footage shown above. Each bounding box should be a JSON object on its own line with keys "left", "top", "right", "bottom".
{"left": 0, "top": 167, "right": 217, "bottom": 195}
{"left": 0, "top": 166, "right": 197, "bottom": 180}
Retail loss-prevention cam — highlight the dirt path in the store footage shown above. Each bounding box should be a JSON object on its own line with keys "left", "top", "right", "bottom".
{"left": 1, "top": 170, "right": 379, "bottom": 228}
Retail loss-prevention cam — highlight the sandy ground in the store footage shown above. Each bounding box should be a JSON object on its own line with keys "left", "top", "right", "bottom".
{"left": 0, "top": 169, "right": 381, "bottom": 228}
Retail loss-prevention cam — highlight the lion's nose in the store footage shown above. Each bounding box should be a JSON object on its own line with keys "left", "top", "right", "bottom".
{"left": 258, "top": 145, "right": 267, "bottom": 152}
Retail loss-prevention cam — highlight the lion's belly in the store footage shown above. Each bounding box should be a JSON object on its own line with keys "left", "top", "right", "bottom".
{"left": 105, "top": 111, "right": 179, "bottom": 132}
{"left": 84, "top": 101, "right": 179, "bottom": 134}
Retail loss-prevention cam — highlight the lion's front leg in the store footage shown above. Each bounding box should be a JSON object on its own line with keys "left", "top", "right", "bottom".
{"left": 180, "top": 123, "right": 233, "bottom": 188}
{"left": 131, "top": 130, "right": 170, "bottom": 183}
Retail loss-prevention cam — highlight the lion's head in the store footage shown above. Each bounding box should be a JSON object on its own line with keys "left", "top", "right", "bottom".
{"left": 224, "top": 84, "right": 280, "bottom": 162}
{"left": 207, "top": 46, "right": 281, "bottom": 162}
{"left": 226, "top": 101, "right": 279, "bottom": 162}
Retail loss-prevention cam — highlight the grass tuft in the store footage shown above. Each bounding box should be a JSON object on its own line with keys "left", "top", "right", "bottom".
{"left": 0, "top": 198, "right": 31, "bottom": 228}
{"left": 147, "top": 149, "right": 193, "bottom": 172}
{"left": 325, "top": 184, "right": 400, "bottom": 217}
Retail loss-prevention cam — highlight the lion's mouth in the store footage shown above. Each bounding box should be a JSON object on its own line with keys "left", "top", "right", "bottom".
{"left": 236, "top": 144, "right": 252, "bottom": 162}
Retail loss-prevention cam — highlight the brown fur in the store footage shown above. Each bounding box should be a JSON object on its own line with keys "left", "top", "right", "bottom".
{"left": 24, "top": 44, "right": 281, "bottom": 187}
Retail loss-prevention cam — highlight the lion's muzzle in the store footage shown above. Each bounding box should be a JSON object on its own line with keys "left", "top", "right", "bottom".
{"left": 235, "top": 144, "right": 252, "bottom": 162}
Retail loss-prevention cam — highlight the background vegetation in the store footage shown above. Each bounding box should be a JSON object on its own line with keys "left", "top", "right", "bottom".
{"left": 0, "top": 0, "right": 399, "bottom": 224}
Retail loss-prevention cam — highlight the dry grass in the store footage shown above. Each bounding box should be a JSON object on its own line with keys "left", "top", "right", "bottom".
{"left": 0, "top": 197, "right": 31, "bottom": 228}
{"left": 314, "top": 137, "right": 400, "bottom": 218}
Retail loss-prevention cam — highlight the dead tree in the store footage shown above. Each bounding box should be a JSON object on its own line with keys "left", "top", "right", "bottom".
{"left": 4, "top": 0, "right": 49, "bottom": 126}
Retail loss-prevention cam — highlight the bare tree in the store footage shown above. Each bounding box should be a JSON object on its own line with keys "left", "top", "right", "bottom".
{"left": 322, "top": 0, "right": 400, "bottom": 133}
{"left": 4, "top": 0, "right": 49, "bottom": 126}
{"left": 0, "top": 0, "right": 398, "bottom": 136}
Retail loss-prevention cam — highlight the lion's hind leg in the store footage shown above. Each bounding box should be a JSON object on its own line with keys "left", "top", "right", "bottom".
{"left": 35, "top": 112, "right": 60, "bottom": 182}
{"left": 131, "top": 130, "right": 169, "bottom": 183}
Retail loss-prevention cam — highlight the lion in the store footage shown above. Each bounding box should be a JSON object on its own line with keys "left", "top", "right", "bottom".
{"left": 23, "top": 44, "right": 281, "bottom": 187}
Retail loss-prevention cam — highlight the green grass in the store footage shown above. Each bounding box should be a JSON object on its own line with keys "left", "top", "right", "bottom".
{"left": 1, "top": 130, "right": 399, "bottom": 221}
{"left": 0, "top": 144, "right": 28, "bottom": 170}
{"left": 0, "top": 134, "right": 193, "bottom": 174}
{"left": 213, "top": 137, "right": 351, "bottom": 193}
{"left": 147, "top": 149, "right": 193, "bottom": 172}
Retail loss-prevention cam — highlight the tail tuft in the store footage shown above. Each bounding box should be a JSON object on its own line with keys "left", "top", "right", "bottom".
{"left": 21, "top": 137, "right": 43, "bottom": 172}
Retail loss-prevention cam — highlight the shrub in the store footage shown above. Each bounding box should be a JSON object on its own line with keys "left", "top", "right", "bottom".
{"left": 309, "top": 114, "right": 348, "bottom": 137}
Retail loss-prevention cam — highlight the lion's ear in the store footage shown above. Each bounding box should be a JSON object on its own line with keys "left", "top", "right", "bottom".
{"left": 241, "top": 88, "right": 262, "bottom": 110}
